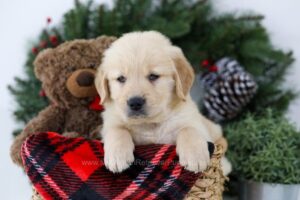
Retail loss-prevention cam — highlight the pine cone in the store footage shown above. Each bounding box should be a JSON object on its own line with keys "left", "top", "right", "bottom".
{"left": 201, "top": 58, "right": 257, "bottom": 121}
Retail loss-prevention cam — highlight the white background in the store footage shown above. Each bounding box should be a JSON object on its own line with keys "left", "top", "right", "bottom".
{"left": 0, "top": 0, "right": 299, "bottom": 199}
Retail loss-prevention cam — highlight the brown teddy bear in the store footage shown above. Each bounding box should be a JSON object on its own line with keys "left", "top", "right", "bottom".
{"left": 10, "top": 36, "right": 116, "bottom": 167}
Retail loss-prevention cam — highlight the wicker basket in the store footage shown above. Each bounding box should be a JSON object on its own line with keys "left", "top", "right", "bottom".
{"left": 185, "top": 144, "right": 226, "bottom": 200}
{"left": 32, "top": 144, "right": 226, "bottom": 200}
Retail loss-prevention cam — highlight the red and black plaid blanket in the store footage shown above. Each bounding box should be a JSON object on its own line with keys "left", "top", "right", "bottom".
{"left": 21, "top": 132, "right": 201, "bottom": 200}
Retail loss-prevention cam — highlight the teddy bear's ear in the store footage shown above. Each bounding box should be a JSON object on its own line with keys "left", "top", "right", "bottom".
{"left": 91, "top": 36, "right": 117, "bottom": 55}
{"left": 33, "top": 48, "right": 55, "bottom": 81}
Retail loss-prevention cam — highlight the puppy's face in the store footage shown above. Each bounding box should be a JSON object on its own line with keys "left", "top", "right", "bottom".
{"left": 96, "top": 31, "right": 194, "bottom": 124}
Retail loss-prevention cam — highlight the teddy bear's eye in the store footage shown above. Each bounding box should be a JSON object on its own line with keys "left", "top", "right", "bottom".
{"left": 88, "top": 63, "right": 96, "bottom": 68}
{"left": 68, "top": 66, "right": 77, "bottom": 72}
{"left": 117, "top": 75, "right": 126, "bottom": 83}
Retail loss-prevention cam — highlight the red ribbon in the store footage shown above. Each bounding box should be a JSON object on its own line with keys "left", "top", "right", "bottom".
{"left": 89, "top": 95, "right": 104, "bottom": 111}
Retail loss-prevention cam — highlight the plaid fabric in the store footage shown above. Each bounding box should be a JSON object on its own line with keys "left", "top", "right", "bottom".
{"left": 21, "top": 132, "right": 201, "bottom": 200}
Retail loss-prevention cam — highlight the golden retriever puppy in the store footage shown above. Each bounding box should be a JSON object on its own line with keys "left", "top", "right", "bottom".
{"left": 95, "top": 31, "right": 231, "bottom": 174}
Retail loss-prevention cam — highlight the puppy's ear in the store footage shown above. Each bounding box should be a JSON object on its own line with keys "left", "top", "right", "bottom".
{"left": 95, "top": 69, "right": 110, "bottom": 104}
{"left": 170, "top": 47, "right": 195, "bottom": 101}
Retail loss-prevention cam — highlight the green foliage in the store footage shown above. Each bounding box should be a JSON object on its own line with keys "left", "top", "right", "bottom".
{"left": 226, "top": 109, "right": 300, "bottom": 184}
{"left": 63, "top": 0, "right": 93, "bottom": 40}
{"left": 9, "top": 0, "right": 297, "bottom": 138}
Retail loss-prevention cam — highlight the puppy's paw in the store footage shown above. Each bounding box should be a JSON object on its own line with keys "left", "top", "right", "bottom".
{"left": 177, "top": 139, "right": 211, "bottom": 173}
{"left": 104, "top": 142, "right": 134, "bottom": 173}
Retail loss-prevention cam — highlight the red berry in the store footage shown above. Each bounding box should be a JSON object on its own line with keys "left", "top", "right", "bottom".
{"left": 32, "top": 47, "right": 38, "bottom": 54}
{"left": 201, "top": 60, "right": 210, "bottom": 68}
{"left": 47, "top": 17, "right": 52, "bottom": 24}
{"left": 49, "top": 35, "right": 58, "bottom": 45}
{"left": 39, "top": 40, "right": 47, "bottom": 48}
{"left": 209, "top": 65, "right": 218, "bottom": 72}
{"left": 39, "top": 89, "right": 46, "bottom": 97}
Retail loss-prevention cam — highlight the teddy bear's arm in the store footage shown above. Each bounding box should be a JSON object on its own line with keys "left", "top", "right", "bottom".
{"left": 10, "top": 105, "right": 65, "bottom": 167}
{"left": 89, "top": 125, "right": 102, "bottom": 139}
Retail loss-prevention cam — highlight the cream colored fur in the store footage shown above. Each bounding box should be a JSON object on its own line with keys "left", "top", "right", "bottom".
{"left": 95, "top": 31, "right": 231, "bottom": 174}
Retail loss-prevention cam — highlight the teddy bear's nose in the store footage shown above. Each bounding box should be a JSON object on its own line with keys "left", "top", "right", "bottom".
{"left": 76, "top": 71, "right": 95, "bottom": 87}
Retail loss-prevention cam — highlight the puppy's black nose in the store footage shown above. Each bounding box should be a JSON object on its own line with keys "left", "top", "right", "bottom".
{"left": 127, "top": 97, "right": 146, "bottom": 111}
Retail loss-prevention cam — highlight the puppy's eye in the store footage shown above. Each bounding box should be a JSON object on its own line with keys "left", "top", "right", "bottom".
{"left": 148, "top": 73, "right": 160, "bottom": 82}
{"left": 117, "top": 75, "right": 126, "bottom": 83}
